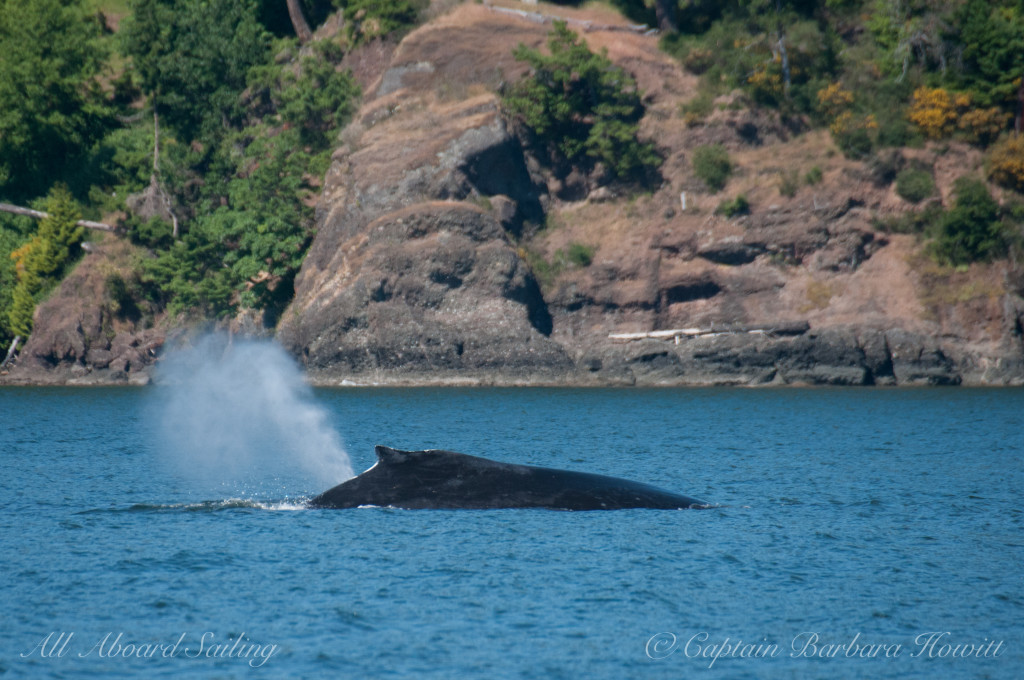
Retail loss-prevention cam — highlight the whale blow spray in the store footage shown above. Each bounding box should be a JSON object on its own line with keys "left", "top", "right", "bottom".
{"left": 152, "top": 335, "right": 353, "bottom": 496}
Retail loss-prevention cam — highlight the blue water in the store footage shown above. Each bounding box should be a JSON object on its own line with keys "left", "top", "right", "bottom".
{"left": 1, "top": 386, "right": 1022, "bottom": 678}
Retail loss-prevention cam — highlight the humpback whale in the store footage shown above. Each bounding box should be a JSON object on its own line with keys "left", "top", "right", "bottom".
{"left": 309, "top": 446, "right": 710, "bottom": 510}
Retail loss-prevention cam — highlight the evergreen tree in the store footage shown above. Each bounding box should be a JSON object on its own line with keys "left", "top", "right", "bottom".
{"left": 120, "top": 0, "right": 272, "bottom": 145}
{"left": 0, "top": 0, "right": 111, "bottom": 202}
{"left": 7, "top": 187, "right": 84, "bottom": 337}
{"left": 953, "top": 0, "right": 1024, "bottom": 111}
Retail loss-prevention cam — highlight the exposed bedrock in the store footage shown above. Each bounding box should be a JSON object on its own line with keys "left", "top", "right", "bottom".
{"left": 278, "top": 202, "right": 571, "bottom": 382}
{"left": 574, "top": 326, "right": 973, "bottom": 387}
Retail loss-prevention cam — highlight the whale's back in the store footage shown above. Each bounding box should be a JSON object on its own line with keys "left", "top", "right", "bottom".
{"left": 309, "top": 446, "right": 709, "bottom": 510}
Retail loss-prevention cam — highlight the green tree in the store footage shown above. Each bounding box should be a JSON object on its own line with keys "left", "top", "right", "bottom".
{"left": 503, "top": 20, "right": 659, "bottom": 181}
{"left": 137, "top": 40, "right": 361, "bottom": 322}
{"left": 0, "top": 214, "right": 34, "bottom": 346}
{"left": 141, "top": 228, "right": 236, "bottom": 317}
{"left": 660, "top": 0, "right": 839, "bottom": 114}
{"left": 248, "top": 41, "right": 360, "bottom": 150}
{"left": 952, "top": 0, "right": 1024, "bottom": 111}
{"left": 7, "top": 187, "right": 85, "bottom": 337}
{"left": 866, "top": 0, "right": 957, "bottom": 82}
{"left": 120, "top": 0, "right": 272, "bottom": 144}
{"left": 0, "top": 0, "right": 112, "bottom": 202}
{"left": 119, "top": 13, "right": 364, "bottom": 321}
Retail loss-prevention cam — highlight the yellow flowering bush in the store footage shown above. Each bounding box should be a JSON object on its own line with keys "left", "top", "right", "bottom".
{"left": 747, "top": 57, "right": 784, "bottom": 104}
{"left": 908, "top": 87, "right": 1012, "bottom": 144}
{"left": 816, "top": 82, "right": 854, "bottom": 119}
{"left": 986, "top": 135, "right": 1024, "bottom": 193}
{"left": 958, "top": 107, "right": 1012, "bottom": 145}
{"left": 907, "top": 87, "right": 960, "bottom": 139}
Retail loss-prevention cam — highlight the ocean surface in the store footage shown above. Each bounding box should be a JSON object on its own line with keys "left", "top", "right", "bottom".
{"left": 2, "top": 384, "right": 1022, "bottom": 679}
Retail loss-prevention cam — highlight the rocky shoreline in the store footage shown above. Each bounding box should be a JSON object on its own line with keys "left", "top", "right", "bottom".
{"left": 7, "top": 321, "right": 1021, "bottom": 387}
{"left": 293, "top": 324, "right": 1023, "bottom": 388}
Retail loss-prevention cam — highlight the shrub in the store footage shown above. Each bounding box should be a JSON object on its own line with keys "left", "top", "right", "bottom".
{"left": 344, "top": 0, "right": 424, "bottom": 45}
{"left": 930, "top": 177, "right": 1006, "bottom": 265}
{"left": 834, "top": 126, "right": 873, "bottom": 159}
{"left": 875, "top": 116, "right": 918, "bottom": 148}
{"left": 716, "top": 194, "right": 750, "bottom": 217}
{"left": 986, "top": 136, "right": 1024, "bottom": 194}
{"left": 521, "top": 241, "right": 594, "bottom": 290}
{"left": 746, "top": 56, "right": 785, "bottom": 106}
{"left": 681, "top": 47, "right": 715, "bottom": 75}
{"left": 816, "top": 82, "right": 854, "bottom": 119}
{"left": 958, "top": 107, "right": 1011, "bottom": 145}
{"left": 105, "top": 272, "right": 144, "bottom": 323}
{"left": 907, "top": 87, "right": 963, "bottom": 139}
{"left": 831, "top": 112, "right": 878, "bottom": 159}
{"left": 895, "top": 168, "right": 936, "bottom": 203}
{"left": 907, "top": 88, "right": 1010, "bottom": 145}
{"left": 503, "top": 21, "right": 660, "bottom": 182}
{"left": 692, "top": 144, "right": 732, "bottom": 192}
{"left": 126, "top": 215, "right": 175, "bottom": 251}
{"left": 804, "top": 166, "right": 823, "bottom": 185}
{"left": 565, "top": 242, "right": 595, "bottom": 268}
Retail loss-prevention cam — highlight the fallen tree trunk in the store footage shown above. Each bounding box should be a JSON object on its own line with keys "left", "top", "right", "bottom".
{"left": 0, "top": 202, "right": 115, "bottom": 232}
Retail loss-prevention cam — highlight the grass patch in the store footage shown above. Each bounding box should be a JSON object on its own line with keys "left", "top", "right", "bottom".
{"left": 519, "top": 240, "right": 596, "bottom": 290}
{"left": 911, "top": 252, "right": 1004, "bottom": 321}
{"left": 800, "top": 279, "right": 835, "bottom": 312}
{"left": 778, "top": 169, "right": 800, "bottom": 197}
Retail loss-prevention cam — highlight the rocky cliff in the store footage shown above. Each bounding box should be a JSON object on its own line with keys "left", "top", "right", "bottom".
{"left": 5, "top": 2, "right": 1024, "bottom": 386}
{"left": 278, "top": 2, "right": 1024, "bottom": 386}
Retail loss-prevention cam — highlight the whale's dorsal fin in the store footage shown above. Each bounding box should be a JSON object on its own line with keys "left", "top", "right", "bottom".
{"left": 375, "top": 445, "right": 413, "bottom": 465}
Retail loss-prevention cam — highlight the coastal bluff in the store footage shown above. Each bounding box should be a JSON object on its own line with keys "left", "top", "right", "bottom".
{"left": 5, "top": 2, "right": 1023, "bottom": 386}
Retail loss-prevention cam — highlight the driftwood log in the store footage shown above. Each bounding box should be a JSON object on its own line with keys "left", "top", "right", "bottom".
{"left": 609, "top": 322, "right": 810, "bottom": 344}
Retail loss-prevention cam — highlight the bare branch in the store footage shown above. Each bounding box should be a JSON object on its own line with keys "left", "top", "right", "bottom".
{"left": 0, "top": 336, "right": 20, "bottom": 370}
{"left": 0, "top": 202, "right": 115, "bottom": 232}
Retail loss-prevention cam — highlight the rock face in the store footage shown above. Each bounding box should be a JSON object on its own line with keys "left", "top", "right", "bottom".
{"left": 274, "top": 2, "right": 1024, "bottom": 386}
{"left": 5, "top": 3, "right": 1023, "bottom": 387}
{"left": 1, "top": 240, "right": 163, "bottom": 385}
{"left": 275, "top": 81, "right": 569, "bottom": 382}
{"left": 278, "top": 201, "right": 571, "bottom": 383}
